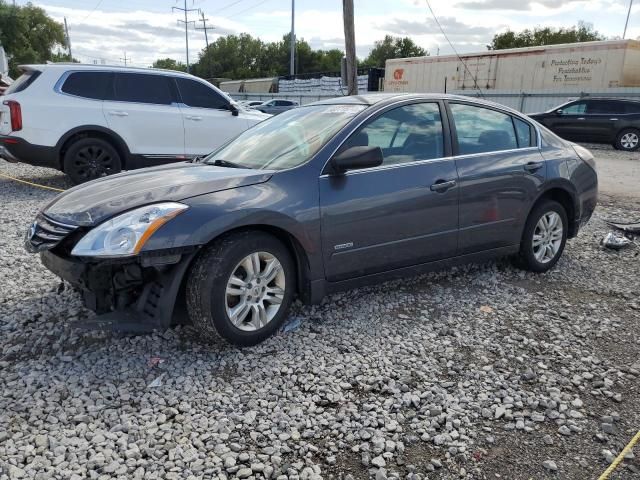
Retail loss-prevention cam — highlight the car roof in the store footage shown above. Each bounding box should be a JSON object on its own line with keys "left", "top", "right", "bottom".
{"left": 310, "top": 93, "right": 527, "bottom": 116}
{"left": 585, "top": 97, "right": 640, "bottom": 103}
{"left": 19, "top": 63, "right": 197, "bottom": 79}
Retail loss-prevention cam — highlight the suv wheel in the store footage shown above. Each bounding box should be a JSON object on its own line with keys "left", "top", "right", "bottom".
{"left": 63, "top": 137, "right": 122, "bottom": 184}
{"left": 186, "top": 231, "right": 296, "bottom": 346}
{"left": 517, "top": 199, "right": 568, "bottom": 273}
{"left": 614, "top": 128, "right": 640, "bottom": 151}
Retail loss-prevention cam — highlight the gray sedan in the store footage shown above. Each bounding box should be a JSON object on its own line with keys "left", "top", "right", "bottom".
{"left": 28, "top": 94, "right": 598, "bottom": 346}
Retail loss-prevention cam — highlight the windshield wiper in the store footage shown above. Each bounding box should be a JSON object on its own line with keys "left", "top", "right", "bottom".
{"left": 209, "top": 159, "right": 249, "bottom": 169}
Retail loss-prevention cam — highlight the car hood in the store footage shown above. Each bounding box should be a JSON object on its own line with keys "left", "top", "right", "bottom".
{"left": 43, "top": 162, "right": 273, "bottom": 226}
{"left": 238, "top": 108, "right": 271, "bottom": 121}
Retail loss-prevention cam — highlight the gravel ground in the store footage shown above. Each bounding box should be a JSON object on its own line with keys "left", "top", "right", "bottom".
{"left": 0, "top": 147, "right": 639, "bottom": 480}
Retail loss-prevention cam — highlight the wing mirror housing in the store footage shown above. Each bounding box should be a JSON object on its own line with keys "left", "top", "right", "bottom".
{"left": 555, "top": 108, "right": 563, "bottom": 115}
{"left": 229, "top": 103, "right": 240, "bottom": 116}
{"left": 330, "top": 146, "right": 383, "bottom": 174}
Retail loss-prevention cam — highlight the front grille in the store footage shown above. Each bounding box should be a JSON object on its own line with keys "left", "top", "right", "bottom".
{"left": 25, "top": 214, "right": 78, "bottom": 253}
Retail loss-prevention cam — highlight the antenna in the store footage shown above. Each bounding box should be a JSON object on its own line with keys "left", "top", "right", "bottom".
{"left": 425, "top": 0, "right": 484, "bottom": 97}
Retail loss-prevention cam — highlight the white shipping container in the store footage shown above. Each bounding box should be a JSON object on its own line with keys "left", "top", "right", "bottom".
{"left": 385, "top": 40, "right": 640, "bottom": 93}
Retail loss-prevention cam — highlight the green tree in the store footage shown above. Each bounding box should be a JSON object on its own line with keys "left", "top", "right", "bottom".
{"left": 152, "top": 57, "right": 187, "bottom": 72}
{"left": 0, "top": 1, "right": 66, "bottom": 77}
{"left": 50, "top": 50, "right": 78, "bottom": 63}
{"left": 488, "top": 22, "right": 605, "bottom": 50}
{"left": 363, "top": 35, "right": 427, "bottom": 68}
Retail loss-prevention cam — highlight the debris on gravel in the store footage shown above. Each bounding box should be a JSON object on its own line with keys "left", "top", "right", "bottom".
{"left": 0, "top": 155, "right": 639, "bottom": 480}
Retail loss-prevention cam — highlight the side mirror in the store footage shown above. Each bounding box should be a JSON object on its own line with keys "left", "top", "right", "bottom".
{"left": 556, "top": 109, "right": 563, "bottom": 115}
{"left": 230, "top": 103, "right": 240, "bottom": 116}
{"left": 331, "top": 146, "right": 383, "bottom": 174}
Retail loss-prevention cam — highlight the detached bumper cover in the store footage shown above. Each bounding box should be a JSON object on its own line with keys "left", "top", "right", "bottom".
{"left": 40, "top": 249, "right": 197, "bottom": 329}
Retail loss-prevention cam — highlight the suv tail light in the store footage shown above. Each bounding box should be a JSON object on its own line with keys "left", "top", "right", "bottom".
{"left": 3, "top": 100, "right": 22, "bottom": 131}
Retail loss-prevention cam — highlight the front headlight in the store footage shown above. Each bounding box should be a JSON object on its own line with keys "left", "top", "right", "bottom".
{"left": 71, "top": 202, "right": 188, "bottom": 257}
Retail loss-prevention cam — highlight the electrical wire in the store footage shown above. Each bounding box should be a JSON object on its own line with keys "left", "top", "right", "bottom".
{"left": 216, "top": 0, "right": 248, "bottom": 14}
{"left": 226, "top": 0, "right": 271, "bottom": 19}
{"left": 424, "top": 0, "right": 485, "bottom": 98}
{"left": 82, "top": 0, "right": 105, "bottom": 21}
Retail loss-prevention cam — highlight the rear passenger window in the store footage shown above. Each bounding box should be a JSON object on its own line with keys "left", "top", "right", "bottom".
{"left": 514, "top": 117, "right": 533, "bottom": 148}
{"left": 5, "top": 70, "right": 41, "bottom": 94}
{"left": 341, "top": 102, "right": 444, "bottom": 166}
{"left": 176, "top": 78, "right": 228, "bottom": 109}
{"left": 61, "top": 72, "right": 111, "bottom": 100}
{"left": 588, "top": 101, "right": 625, "bottom": 114}
{"left": 113, "top": 73, "right": 174, "bottom": 105}
{"left": 450, "top": 103, "right": 518, "bottom": 154}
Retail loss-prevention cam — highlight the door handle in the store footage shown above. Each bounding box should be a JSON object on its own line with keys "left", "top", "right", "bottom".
{"left": 430, "top": 179, "right": 456, "bottom": 192}
{"left": 524, "top": 161, "right": 544, "bottom": 172}
{"left": 610, "top": 118, "right": 619, "bottom": 121}
{"left": 577, "top": 117, "right": 586, "bottom": 121}
{"left": 108, "top": 110, "right": 129, "bottom": 117}
{"left": 185, "top": 115, "right": 203, "bottom": 121}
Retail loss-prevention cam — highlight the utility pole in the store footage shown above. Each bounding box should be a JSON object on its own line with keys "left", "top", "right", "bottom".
{"left": 289, "top": 0, "right": 295, "bottom": 76}
{"left": 623, "top": 0, "right": 634, "bottom": 39}
{"left": 120, "top": 52, "right": 130, "bottom": 66}
{"left": 196, "top": 10, "right": 215, "bottom": 78}
{"left": 342, "top": 0, "right": 357, "bottom": 95}
{"left": 64, "top": 17, "right": 73, "bottom": 60}
{"left": 173, "top": 0, "right": 198, "bottom": 73}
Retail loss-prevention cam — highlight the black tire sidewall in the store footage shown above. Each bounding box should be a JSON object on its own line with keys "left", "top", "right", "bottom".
{"left": 63, "top": 137, "right": 122, "bottom": 184}
{"left": 190, "top": 232, "right": 296, "bottom": 346}
{"left": 519, "top": 200, "right": 568, "bottom": 273}
{"left": 615, "top": 128, "right": 640, "bottom": 151}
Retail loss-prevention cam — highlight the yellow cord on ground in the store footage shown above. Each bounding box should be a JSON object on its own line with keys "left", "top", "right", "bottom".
{"left": 0, "top": 172, "right": 66, "bottom": 192}
{"left": 598, "top": 429, "right": 640, "bottom": 480}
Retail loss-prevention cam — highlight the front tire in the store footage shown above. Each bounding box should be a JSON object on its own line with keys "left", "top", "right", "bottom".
{"left": 186, "top": 231, "right": 296, "bottom": 346}
{"left": 63, "top": 137, "right": 122, "bottom": 184}
{"left": 517, "top": 200, "right": 568, "bottom": 273}
{"left": 614, "top": 128, "right": 640, "bottom": 151}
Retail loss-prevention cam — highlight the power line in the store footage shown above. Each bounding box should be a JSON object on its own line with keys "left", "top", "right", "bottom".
{"left": 216, "top": 0, "right": 247, "bottom": 13}
{"left": 424, "top": 0, "right": 484, "bottom": 98}
{"left": 225, "top": 0, "right": 271, "bottom": 19}
{"left": 120, "top": 51, "right": 131, "bottom": 66}
{"left": 82, "top": 0, "right": 104, "bottom": 21}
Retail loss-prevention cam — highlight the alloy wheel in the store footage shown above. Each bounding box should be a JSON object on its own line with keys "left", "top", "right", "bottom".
{"left": 73, "top": 145, "right": 115, "bottom": 180}
{"left": 620, "top": 132, "right": 639, "bottom": 150}
{"left": 532, "top": 211, "right": 563, "bottom": 264}
{"left": 225, "top": 251, "right": 286, "bottom": 331}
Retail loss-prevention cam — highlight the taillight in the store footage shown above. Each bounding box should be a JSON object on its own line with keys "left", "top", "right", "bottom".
{"left": 3, "top": 100, "right": 22, "bottom": 131}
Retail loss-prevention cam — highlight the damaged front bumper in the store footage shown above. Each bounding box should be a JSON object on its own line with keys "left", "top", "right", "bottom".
{"left": 40, "top": 248, "right": 198, "bottom": 331}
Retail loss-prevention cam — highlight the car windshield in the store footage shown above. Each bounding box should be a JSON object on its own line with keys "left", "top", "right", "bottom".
{"left": 204, "top": 104, "right": 366, "bottom": 170}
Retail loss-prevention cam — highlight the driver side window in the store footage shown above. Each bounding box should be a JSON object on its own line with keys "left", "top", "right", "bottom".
{"left": 341, "top": 102, "right": 444, "bottom": 166}
{"left": 562, "top": 102, "right": 587, "bottom": 115}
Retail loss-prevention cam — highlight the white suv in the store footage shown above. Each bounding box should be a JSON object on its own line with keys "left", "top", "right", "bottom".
{"left": 0, "top": 64, "right": 269, "bottom": 183}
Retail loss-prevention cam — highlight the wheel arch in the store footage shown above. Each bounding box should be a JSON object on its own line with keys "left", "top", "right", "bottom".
{"left": 528, "top": 184, "right": 579, "bottom": 238}
{"left": 56, "top": 126, "right": 131, "bottom": 170}
{"left": 182, "top": 224, "right": 313, "bottom": 304}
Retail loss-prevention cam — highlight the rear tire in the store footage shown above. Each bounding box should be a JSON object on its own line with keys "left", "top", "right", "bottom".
{"left": 516, "top": 199, "right": 568, "bottom": 273}
{"left": 63, "top": 137, "right": 122, "bottom": 184}
{"left": 186, "top": 231, "right": 296, "bottom": 346}
{"left": 614, "top": 128, "right": 640, "bottom": 151}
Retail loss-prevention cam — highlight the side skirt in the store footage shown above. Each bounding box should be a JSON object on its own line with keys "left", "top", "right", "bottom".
{"left": 306, "top": 245, "right": 520, "bottom": 304}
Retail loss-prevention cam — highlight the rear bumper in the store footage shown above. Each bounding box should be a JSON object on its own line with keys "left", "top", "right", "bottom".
{"left": 40, "top": 249, "right": 197, "bottom": 329}
{"left": 0, "top": 136, "right": 59, "bottom": 169}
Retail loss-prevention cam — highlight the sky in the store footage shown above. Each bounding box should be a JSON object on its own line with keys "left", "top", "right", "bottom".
{"left": 24, "top": 0, "right": 640, "bottom": 68}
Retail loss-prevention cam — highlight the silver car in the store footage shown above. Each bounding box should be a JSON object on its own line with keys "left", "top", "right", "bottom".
{"left": 253, "top": 99, "right": 299, "bottom": 115}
